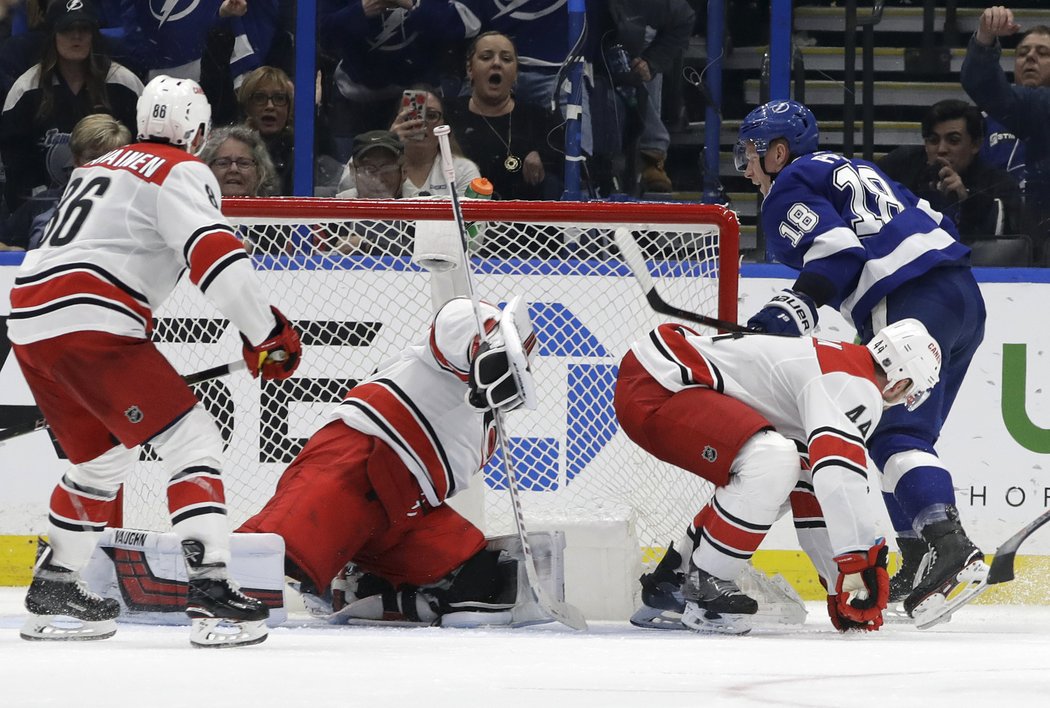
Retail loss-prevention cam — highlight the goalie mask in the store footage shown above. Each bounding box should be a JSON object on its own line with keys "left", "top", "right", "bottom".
{"left": 468, "top": 295, "right": 538, "bottom": 413}
{"left": 137, "top": 75, "right": 212, "bottom": 154}
{"left": 867, "top": 318, "right": 941, "bottom": 411}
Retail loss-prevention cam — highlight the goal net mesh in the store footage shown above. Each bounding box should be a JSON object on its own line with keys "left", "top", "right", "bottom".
{"left": 126, "top": 198, "right": 740, "bottom": 557}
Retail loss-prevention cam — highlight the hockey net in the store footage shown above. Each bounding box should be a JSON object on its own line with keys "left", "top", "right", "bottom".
{"left": 126, "top": 198, "right": 740, "bottom": 557}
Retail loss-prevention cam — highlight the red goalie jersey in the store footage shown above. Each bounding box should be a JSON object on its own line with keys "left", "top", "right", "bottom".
{"left": 630, "top": 324, "right": 886, "bottom": 556}
{"left": 329, "top": 297, "right": 502, "bottom": 507}
{"left": 6, "top": 142, "right": 275, "bottom": 347}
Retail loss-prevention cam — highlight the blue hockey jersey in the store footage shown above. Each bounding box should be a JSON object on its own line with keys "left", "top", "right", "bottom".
{"left": 761, "top": 151, "right": 971, "bottom": 330}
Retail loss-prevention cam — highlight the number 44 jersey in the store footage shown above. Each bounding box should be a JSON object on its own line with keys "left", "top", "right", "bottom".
{"left": 761, "top": 151, "right": 971, "bottom": 331}
{"left": 7, "top": 142, "right": 275, "bottom": 347}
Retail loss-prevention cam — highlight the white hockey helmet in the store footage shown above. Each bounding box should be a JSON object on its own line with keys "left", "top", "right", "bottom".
{"left": 866, "top": 318, "right": 942, "bottom": 411}
{"left": 136, "top": 75, "right": 211, "bottom": 153}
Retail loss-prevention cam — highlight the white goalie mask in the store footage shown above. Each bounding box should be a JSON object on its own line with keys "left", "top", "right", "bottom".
{"left": 866, "top": 318, "right": 942, "bottom": 411}
{"left": 469, "top": 295, "right": 538, "bottom": 413}
{"left": 137, "top": 75, "right": 212, "bottom": 154}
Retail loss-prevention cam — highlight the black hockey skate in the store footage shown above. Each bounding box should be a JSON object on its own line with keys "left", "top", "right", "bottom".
{"left": 21, "top": 540, "right": 120, "bottom": 641}
{"left": 888, "top": 537, "right": 929, "bottom": 603}
{"left": 903, "top": 508, "right": 989, "bottom": 630}
{"left": 681, "top": 565, "right": 758, "bottom": 635}
{"left": 629, "top": 543, "right": 687, "bottom": 630}
{"left": 182, "top": 540, "right": 269, "bottom": 648}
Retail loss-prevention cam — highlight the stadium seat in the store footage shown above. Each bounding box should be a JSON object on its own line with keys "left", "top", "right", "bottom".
{"left": 967, "top": 235, "right": 1033, "bottom": 267}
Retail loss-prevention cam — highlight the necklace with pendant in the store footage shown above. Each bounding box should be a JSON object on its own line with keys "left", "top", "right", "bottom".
{"left": 480, "top": 110, "right": 521, "bottom": 173}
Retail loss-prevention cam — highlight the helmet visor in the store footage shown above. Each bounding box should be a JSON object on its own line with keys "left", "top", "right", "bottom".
{"left": 733, "top": 138, "right": 768, "bottom": 172}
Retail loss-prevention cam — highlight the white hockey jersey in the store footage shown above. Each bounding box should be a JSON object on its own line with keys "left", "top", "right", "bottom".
{"left": 329, "top": 298, "right": 501, "bottom": 507}
{"left": 7, "top": 142, "right": 275, "bottom": 346}
{"left": 632, "top": 324, "right": 886, "bottom": 556}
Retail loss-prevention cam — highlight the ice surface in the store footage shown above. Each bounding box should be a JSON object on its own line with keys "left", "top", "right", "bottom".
{"left": 1, "top": 587, "right": 1048, "bottom": 707}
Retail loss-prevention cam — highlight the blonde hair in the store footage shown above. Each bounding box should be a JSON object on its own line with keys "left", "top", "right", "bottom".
{"left": 71, "top": 114, "right": 131, "bottom": 165}
{"left": 237, "top": 66, "right": 294, "bottom": 133}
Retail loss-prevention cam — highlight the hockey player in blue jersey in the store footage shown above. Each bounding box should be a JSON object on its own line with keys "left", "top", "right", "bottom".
{"left": 733, "top": 99, "right": 988, "bottom": 628}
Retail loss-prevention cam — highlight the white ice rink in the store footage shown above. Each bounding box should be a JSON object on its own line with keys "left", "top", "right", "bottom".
{"left": 1, "top": 588, "right": 1048, "bottom": 708}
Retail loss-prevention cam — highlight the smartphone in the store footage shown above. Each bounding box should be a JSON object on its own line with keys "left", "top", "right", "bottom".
{"left": 401, "top": 90, "right": 427, "bottom": 122}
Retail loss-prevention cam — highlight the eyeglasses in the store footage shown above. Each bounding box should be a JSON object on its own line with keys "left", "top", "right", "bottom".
{"left": 211, "top": 157, "right": 257, "bottom": 170}
{"left": 249, "top": 92, "right": 290, "bottom": 107}
{"left": 355, "top": 162, "right": 401, "bottom": 176}
{"left": 423, "top": 110, "right": 443, "bottom": 124}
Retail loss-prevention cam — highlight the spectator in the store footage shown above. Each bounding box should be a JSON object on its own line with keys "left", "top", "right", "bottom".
{"left": 0, "top": 0, "right": 141, "bottom": 237}
{"left": 318, "top": 0, "right": 481, "bottom": 162}
{"left": 961, "top": 6, "right": 1050, "bottom": 260}
{"left": 879, "top": 99, "right": 1022, "bottom": 243}
{"left": 339, "top": 87, "right": 480, "bottom": 198}
{"left": 327, "top": 130, "right": 408, "bottom": 255}
{"left": 236, "top": 65, "right": 294, "bottom": 195}
{"left": 445, "top": 31, "right": 563, "bottom": 202}
{"left": 600, "top": 0, "right": 696, "bottom": 194}
{"left": 26, "top": 112, "right": 131, "bottom": 250}
{"left": 201, "top": 124, "right": 278, "bottom": 198}
{"left": 978, "top": 22, "right": 1050, "bottom": 188}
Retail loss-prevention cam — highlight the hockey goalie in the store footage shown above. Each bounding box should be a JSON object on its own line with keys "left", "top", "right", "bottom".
{"left": 239, "top": 294, "right": 548, "bottom": 627}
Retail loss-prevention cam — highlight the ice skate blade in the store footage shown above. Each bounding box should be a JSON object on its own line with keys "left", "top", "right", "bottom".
{"left": 190, "top": 618, "right": 268, "bottom": 648}
{"left": 20, "top": 615, "right": 116, "bottom": 641}
{"left": 681, "top": 603, "right": 753, "bottom": 635}
{"left": 910, "top": 560, "right": 990, "bottom": 630}
{"left": 630, "top": 605, "right": 687, "bottom": 630}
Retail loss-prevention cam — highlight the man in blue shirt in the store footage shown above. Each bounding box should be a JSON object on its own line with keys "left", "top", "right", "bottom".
{"left": 734, "top": 100, "right": 988, "bottom": 629}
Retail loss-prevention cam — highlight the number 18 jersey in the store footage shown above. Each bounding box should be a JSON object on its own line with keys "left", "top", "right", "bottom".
{"left": 762, "top": 152, "right": 971, "bottom": 330}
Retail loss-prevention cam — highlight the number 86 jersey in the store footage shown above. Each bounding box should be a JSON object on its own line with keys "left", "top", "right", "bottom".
{"left": 7, "top": 142, "right": 274, "bottom": 347}
{"left": 761, "top": 152, "right": 971, "bottom": 331}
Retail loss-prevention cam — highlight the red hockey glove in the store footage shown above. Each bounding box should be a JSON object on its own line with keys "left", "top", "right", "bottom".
{"left": 241, "top": 306, "right": 301, "bottom": 380}
{"left": 831, "top": 538, "right": 889, "bottom": 631}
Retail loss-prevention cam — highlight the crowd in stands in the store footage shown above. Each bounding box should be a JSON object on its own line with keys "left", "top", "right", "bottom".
{"left": 0, "top": 1, "right": 1047, "bottom": 265}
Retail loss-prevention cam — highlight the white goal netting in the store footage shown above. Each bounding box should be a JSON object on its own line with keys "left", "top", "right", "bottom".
{"left": 125, "top": 198, "right": 740, "bottom": 556}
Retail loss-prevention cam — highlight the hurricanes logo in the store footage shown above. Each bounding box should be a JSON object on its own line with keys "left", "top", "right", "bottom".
{"left": 701, "top": 445, "right": 718, "bottom": 463}
{"left": 124, "top": 405, "right": 143, "bottom": 423}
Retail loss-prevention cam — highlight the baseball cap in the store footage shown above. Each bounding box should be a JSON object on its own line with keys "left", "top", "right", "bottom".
{"left": 351, "top": 131, "right": 403, "bottom": 161}
{"left": 47, "top": 0, "right": 99, "bottom": 33}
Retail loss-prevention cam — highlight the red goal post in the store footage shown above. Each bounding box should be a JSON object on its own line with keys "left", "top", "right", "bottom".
{"left": 126, "top": 198, "right": 740, "bottom": 560}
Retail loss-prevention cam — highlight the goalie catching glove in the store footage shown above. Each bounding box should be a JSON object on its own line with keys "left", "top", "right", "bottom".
{"left": 747, "top": 289, "right": 818, "bottom": 336}
{"left": 241, "top": 306, "right": 302, "bottom": 380}
{"left": 828, "top": 538, "right": 890, "bottom": 631}
{"left": 467, "top": 295, "right": 538, "bottom": 413}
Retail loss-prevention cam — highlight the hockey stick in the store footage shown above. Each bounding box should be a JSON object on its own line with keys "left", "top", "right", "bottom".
{"left": 987, "top": 508, "right": 1050, "bottom": 584}
{"left": 434, "top": 125, "right": 587, "bottom": 631}
{"left": 0, "top": 359, "right": 247, "bottom": 446}
{"left": 613, "top": 227, "right": 752, "bottom": 333}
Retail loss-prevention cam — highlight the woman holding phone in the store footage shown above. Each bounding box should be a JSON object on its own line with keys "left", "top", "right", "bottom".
{"left": 339, "top": 87, "right": 480, "bottom": 198}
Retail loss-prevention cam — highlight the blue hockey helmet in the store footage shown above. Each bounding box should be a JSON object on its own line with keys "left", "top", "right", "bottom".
{"left": 734, "top": 100, "right": 819, "bottom": 171}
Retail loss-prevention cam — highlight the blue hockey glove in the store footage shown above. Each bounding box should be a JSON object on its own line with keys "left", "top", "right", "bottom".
{"left": 746, "top": 289, "right": 818, "bottom": 336}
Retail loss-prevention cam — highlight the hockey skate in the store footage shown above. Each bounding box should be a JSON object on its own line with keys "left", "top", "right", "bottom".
{"left": 629, "top": 543, "right": 687, "bottom": 630}
{"left": 681, "top": 564, "right": 758, "bottom": 635}
{"left": 21, "top": 540, "right": 120, "bottom": 641}
{"left": 884, "top": 537, "right": 929, "bottom": 623}
{"left": 182, "top": 541, "right": 269, "bottom": 648}
{"left": 903, "top": 510, "right": 990, "bottom": 630}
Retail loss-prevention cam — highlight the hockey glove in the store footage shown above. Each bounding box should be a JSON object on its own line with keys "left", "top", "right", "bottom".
{"left": 241, "top": 306, "right": 302, "bottom": 380}
{"left": 746, "top": 289, "right": 818, "bottom": 336}
{"left": 831, "top": 538, "right": 890, "bottom": 631}
{"left": 468, "top": 341, "right": 527, "bottom": 412}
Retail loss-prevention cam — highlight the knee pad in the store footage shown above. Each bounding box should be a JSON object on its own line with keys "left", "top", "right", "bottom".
{"left": 150, "top": 404, "right": 224, "bottom": 476}
{"left": 729, "top": 430, "right": 801, "bottom": 503}
{"left": 68, "top": 444, "right": 139, "bottom": 493}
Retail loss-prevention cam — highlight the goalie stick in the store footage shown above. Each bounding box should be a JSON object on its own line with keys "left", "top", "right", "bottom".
{"left": 0, "top": 359, "right": 247, "bottom": 446}
{"left": 434, "top": 124, "right": 587, "bottom": 631}
{"left": 613, "top": 227, "right": 752, "bottom": 333}
{"left": 987, "top": 507, "right": 1050, "bottom": 584}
